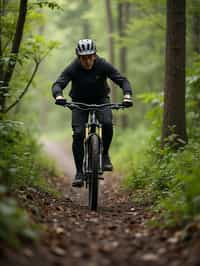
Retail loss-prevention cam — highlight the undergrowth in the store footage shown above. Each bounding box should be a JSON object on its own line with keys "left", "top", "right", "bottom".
{"left": 0, "top": 120, "right": 59, "bottom": 248}
{"left": 112, "top": 126, "right": 200, "bottom": 227}
{"left": 112, "top": 57, "right": 200, "bottom": 227}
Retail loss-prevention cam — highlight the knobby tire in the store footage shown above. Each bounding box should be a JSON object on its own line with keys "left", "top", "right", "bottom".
{"left": 88, "top": 135, "right": 99, "bottom": 211}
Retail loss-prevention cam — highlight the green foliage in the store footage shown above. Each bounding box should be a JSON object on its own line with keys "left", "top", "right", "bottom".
{"left": 111, "top": 125, "right": 151, "bottom": 189}
{"left": 112, "top": 58, "right": 200, "bottom": 227}
{"left": 0, "top": 184, "right": 40, "bottom": 248}
{"left": 113, "top": 125, "right": 200, "bottom": 227}
{"left": 0, "top": 0, "right": 60, "bottom": 115}
{"left": 0, "top": 120, "right": 58, "bottom": 189}
{"left": 30, "top": 1, "right": 62, "bottom": 10}
{"left": 186, "top": 55, "right": 200, "bottom": 139}
{"left": 0, "top": 1, "right": 62, "bottom": 249}
{"left": 137, "top": 91, "right": 163, "bottom": 128}
{"left": 121, "top": 0, "right": 166, "bottom": 91}
{"left": 20, "top": 35, "right": 60, "bottom": 64}
{"left": 0, "top": 189, "right": 39, "bottom": 248}
{"left": 152, "top": 141, "right": 200, "bottom": 226}
{"left": 0, "top": 120, "right": 58, "bottom": 247}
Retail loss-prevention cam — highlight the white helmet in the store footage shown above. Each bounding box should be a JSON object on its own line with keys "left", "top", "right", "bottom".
{"left": 76, "top": 39, "right": 96, "bottom": 56}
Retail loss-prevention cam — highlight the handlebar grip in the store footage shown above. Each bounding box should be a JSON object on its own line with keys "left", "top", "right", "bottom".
{"left": 55, "top": 99, "right": 67, "bottom": 106}
{"left": 122, "top": 101, "right": 133, "bottom": 108}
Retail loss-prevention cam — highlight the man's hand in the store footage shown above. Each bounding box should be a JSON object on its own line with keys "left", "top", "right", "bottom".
{"left": 122, "top": 94, "right": 133, "bottom": 107}
{"left": 55, "top": 95, "right": 67, "bottom": 106}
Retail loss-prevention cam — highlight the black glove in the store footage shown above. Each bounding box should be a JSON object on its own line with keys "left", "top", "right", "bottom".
{"left": 55, "top": 98, "right": 67, "bottom": 106}
{"left": 122, "top": 94, "right": 133, "bottom": 108}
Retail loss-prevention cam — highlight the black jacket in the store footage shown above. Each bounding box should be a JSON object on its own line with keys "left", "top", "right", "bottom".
{"left": 52, "top": 56, "right": 132, "bottom": 103}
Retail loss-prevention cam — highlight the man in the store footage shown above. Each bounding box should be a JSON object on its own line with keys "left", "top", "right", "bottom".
{"left": 52, "top": 39, "right": 133, "bottom": 187}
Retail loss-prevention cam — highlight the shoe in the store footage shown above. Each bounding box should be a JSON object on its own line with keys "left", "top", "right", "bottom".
{"left": 103, "top": 154, "right": 113, "bottom": 171}
{"left": 72, "top": 172, "right": 84, "bottom": 187}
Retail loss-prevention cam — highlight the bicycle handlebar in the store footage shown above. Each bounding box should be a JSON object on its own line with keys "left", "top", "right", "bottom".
{"left": 56, "top": 100, "right": 126, "bottom": 111}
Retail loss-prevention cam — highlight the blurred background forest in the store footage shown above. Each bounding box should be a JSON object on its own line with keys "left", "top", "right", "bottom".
{"left": 1, "top": 0, "right": 200, "bottom": 246}
{"left": 1, "top": 0, "right": 199, "bottom": 136}
{"left": 0, "top": 0, "right": 173, "bottom": 133}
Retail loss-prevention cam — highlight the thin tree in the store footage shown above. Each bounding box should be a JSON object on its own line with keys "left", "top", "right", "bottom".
{"left": 0, "top": 0, "right": 55, "bottom": 115}
{"left": 162, "top": 0, "right": 187, "bottom": 147}
{"left": 118, "top": 2, "right": 130, "bottom": 127}
{"left": 0, "top": 0, "right": 28, "bottom": 114}
{"left": 105, "top": 0, "right": 116, "bottom": 101}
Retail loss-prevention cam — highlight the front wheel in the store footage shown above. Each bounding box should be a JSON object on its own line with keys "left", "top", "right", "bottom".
{"left": 88, "top": 134, "right": 99, "bottom": 211}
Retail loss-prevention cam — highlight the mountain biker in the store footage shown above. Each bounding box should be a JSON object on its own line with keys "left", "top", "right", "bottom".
{"left": 52, "top": 39, "right": 133, "bottom": 187}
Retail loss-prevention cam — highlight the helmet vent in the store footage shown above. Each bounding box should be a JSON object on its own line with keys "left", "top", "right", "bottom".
{"left": 76, "top": 39, "right": 96, "bottom": 55}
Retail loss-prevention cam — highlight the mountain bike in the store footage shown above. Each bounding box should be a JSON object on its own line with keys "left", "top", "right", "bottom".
{"left": 57, "top": 101, "right": 125, "bottom": 211}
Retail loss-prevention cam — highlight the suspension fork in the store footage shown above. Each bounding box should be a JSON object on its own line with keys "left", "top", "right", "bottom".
{"left": 90, "top": 110, "right": 103, "bottom": 174}
{"left": 83, "top": 110, "right": 103, "bottom": 176}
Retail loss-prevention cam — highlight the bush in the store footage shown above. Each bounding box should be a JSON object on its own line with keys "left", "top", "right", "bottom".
{"left": 111, "top": 59, "right": 200, "bottom": 227}
{"left": 112, "top": 125, "right": 200, "bottom": 227}
{"left": 0, "top": 185, "right": 39, "bottom": 248}
{"left": 0, "top": 120, "right": 58, "bottom": 247}
{"left": 0, "top": 120, "right": 58, "bottom": 189}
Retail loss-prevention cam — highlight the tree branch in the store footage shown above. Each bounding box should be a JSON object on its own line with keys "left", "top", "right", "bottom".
{"left": 4, "top": 61, "right": 39, "bottom": 113}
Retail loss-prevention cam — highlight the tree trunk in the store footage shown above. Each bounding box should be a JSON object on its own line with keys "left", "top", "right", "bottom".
{"left": 105, "top": 0, "right": 116, "bottom": 101}
{"left": 0, "top": 0, "right": 28, "bottom": 113}
{"left": 118, "top": 2, "right": 130, "bottom": 128}
{"left": 162, "top": 0, "right": 187, "bottom": 147}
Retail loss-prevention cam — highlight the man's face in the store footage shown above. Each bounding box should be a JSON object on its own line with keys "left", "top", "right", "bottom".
{"left": 79, "top": 54, "right": 96, "bottom": 70}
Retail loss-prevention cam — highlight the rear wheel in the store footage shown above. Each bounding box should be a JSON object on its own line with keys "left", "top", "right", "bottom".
{"left": 88, "top": 135, "right": 99, "bottom": 211}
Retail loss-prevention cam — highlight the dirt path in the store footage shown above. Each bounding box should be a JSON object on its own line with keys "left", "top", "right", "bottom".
{"left": 1, "top": 140, "right": 199, "bottom": 266}
{"left": 41, "top": 139, "right": 119, "bottom": 207}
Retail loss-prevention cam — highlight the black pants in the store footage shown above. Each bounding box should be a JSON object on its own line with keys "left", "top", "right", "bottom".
{"left": 71, "top": 98, "right": 113, "bottom": 173}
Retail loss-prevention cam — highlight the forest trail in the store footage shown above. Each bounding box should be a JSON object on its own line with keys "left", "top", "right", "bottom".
{"left": 1, "top": 139, "right": 199, "bottom": 266}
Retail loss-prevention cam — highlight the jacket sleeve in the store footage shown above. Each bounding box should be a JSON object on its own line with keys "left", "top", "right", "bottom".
{"left": 103, "top": 60, "right": 133, "bottom": 95}
{"left": 51, "top": 66, "right": 72, "bottom": 99}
